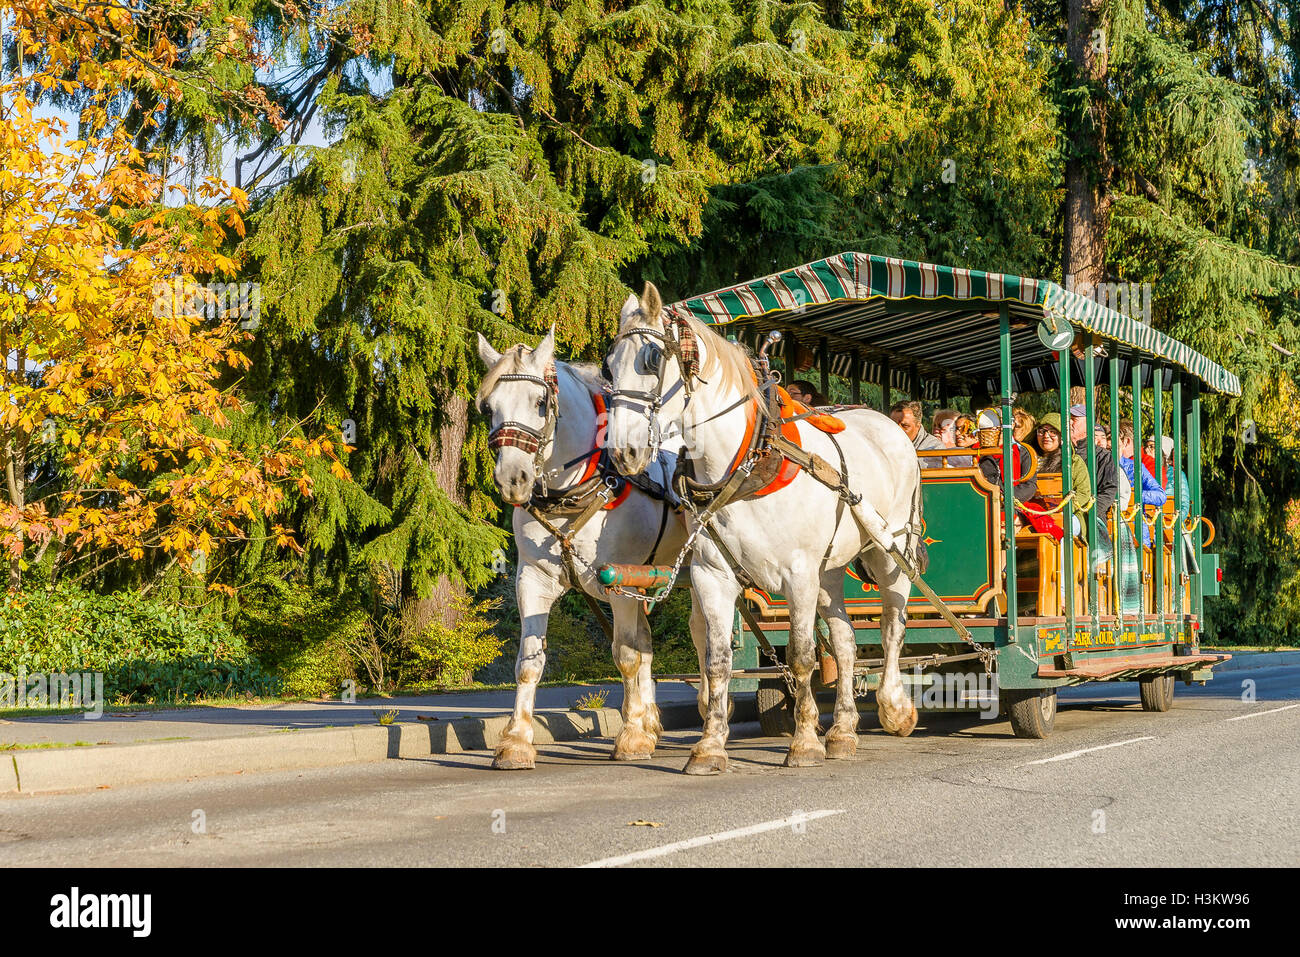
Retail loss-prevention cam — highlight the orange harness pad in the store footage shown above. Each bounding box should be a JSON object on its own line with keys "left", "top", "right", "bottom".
{"left": 779, "top": 387, "right": 846, "bottom": 434}
{"left": 728, "top": 387, "right": 845, "bottom": 497}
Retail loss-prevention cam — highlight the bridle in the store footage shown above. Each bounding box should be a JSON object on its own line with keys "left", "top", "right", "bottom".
{"left": 604, "top": 309, "right": 702, "bottom": 458}
{"left": 485, "top": 364, "right": 561, "bottom": 490}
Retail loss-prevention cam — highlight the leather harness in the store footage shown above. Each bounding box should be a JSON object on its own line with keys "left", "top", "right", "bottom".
{"left": 488, "top": 363, "right": 673, "bottom": 639}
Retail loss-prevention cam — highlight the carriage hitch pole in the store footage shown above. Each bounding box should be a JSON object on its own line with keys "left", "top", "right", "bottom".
{"left": 846, "top": 498, "right": 987, "bottom": 660}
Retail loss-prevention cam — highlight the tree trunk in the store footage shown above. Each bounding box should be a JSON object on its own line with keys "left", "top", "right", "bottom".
{"left": 415, "top": 388, "right": 471, "bottom": 631}
{"left": 1063, "top": 0, "right": 1111, "bottom": 295}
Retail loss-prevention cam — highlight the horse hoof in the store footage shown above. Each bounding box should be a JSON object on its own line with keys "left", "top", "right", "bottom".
{"left": 683, "top": 752, "right": 728, "bottom": 775}
{"left": 879, "top": 702, "right": 918, "bottom": 738}
{"left": 611, "top": 747, "right": 655, "bottom": 761}
{"left": 825, "top": 733, "right": 858, "bottom": 760}
{"left": 784, "top": 742, "right": 826, "bottom": 768}
{"left": 613, "top": 727, "right": 657, "bottom": 762}
{"left": 492, "top": 741, "right": 536, "bottom": 770}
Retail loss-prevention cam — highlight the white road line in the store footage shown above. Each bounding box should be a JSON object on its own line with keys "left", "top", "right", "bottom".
{"left": 578, "top": 810, "right": 845, "bottom": 868}
{"left": 1020, "top": 736, "right": 1156, "bottom": 766}
{"left": 1225, "top": 703, "right": 1300, "bottom": 722}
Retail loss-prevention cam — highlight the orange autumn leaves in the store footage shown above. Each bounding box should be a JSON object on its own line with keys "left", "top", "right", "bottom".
{"left": 1, "top": 1, "right": 343, "bottom": 583}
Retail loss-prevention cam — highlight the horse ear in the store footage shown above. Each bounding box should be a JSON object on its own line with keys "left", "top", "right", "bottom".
{"left": 532, "top": 325, "right": 557, "bottom": 367}
{"left": 641, "top": 282, "right": 663, "bottom": 321}
{"left": 477, "top": 332, "right": 502, "bottom": 368}
{"left": 620, "top": 292, "right": 639, "bottom": 323}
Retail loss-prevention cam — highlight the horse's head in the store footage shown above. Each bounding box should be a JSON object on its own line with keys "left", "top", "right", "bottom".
{"left": 603, "top": 282, "right": 700, "bottom": 476}
{"left": 476, "top": 328, "right": 558, "bottom": 506}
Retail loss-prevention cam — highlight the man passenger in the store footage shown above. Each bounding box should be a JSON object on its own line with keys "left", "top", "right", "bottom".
{"left": 1069, "top": 405, "right": 1118, "bottom": 568}
{"left": 891, "top": 399, "right": 946, "bottom": 468}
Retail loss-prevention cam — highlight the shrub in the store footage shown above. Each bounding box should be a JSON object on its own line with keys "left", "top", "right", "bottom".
{"left": 234, "top": 570, "right": 362, "bottom": 698}
{"left": 0, "top": 583, "right": 279, "bottom": 704}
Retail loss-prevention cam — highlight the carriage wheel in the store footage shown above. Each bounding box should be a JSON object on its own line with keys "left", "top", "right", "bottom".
{"left": 1002, "top": 687, "right": 1057, "bottom": 739}
{"left": 756, "top": 678, "right": 796, "bottom": 737}
{"left": 1139, "top": 673, "right": 1175, "bottom": 712}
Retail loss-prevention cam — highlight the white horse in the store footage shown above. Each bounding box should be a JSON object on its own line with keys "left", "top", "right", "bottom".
{"left": 603, "top": 285, "right": 924, "bottom": 774}
{"left": 476, "top": 329, "right": 696, "bottom": 769}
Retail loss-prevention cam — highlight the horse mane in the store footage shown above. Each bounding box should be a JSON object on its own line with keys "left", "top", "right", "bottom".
{"left": 475, "top": 344, "right": 528, "bottom": 411}
{"left": 476, "top": 348, "right": 602, "bottom": 411}
{"left": 680, "top": 313, "right": 762, "bottom": 402}
{"left": 560, "top": 361, "right": 604, "bottom": 397}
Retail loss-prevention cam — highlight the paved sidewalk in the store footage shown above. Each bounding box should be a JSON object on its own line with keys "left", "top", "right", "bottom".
{"left": 0, "top": 682, "right": 703, "bottom": 748}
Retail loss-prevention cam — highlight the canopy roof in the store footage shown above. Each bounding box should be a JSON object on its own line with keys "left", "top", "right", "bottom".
{"left": 667, "top": 252, "right": 1241, "bottom": 397}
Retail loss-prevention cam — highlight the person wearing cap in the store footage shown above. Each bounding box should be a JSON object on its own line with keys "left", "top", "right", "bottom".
{"left": 975, "top": 409, "right": 1038, "bottom": 506}
{"left": 1093, "top": 421, "right": 1111, "bottom": 450}
{"left": 890, "top": 399, "right": 946, "bottom": 469}
{"left": 1067, "top": 403, "right": 1119, "bottom": 566}
{"left": 1032, "top": 412, "right": 1093, "bottom": 539}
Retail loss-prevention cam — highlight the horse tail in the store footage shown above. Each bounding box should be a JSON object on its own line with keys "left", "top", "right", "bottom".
{"left": 909, "top": 470, "right": 929, "bottom": 576}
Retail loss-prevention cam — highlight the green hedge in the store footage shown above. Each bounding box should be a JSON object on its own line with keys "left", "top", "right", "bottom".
{"left": 0, "top": 584, "right": 280, "bottom": 705}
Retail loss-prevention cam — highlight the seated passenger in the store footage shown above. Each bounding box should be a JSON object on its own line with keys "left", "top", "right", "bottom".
{"left": 975, "top": 410, "right": 1039, "bottom": 517}
{"left": 1031, "top": 412, "right": 1093, "bottom": 540}
{"left": 1069, "top": 406, "right": 1118, "bottom": 568}
{"left": 890, "top": 399, "right": 946, "bottom": 468}
{"left": 1013, "top": 407, "right": 1037, "bottom": 443}
{"left": 1116, "top": 419, "right": 1167, "bottom": 548}
{"left": 786, "top": 379, "right": 827, "bottom": 407}
{"left": 930, "top": 408, "right": 971, "bottom": 467}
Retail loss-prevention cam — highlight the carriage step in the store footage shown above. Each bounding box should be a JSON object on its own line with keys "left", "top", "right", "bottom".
{"left": 597, "top": 563, "right": 675, "bottom": 589}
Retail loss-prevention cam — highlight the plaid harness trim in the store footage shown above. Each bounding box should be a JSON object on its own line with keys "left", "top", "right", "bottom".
{"left": 485, "top": 364, "right": 559, "bottom": 455}
{"left": 488, "top": 425, "right": 544, "bottom": 454}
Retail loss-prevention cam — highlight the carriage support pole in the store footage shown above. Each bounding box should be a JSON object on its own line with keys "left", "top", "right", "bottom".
{"left": 1059, "top": 339, "right": 1075, "bottom": 635}
{"left": 1084, "top": 343, "right": 1100, "bottom": 631}
{"left": 1000, "top": 304, "right": 1018, "bottom": 629}
{"left": 1153, "top": 362, "right": 1167, "bottom": 635}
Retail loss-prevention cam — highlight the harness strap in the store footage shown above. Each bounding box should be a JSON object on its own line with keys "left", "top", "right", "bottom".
{"left": 526, "top": 502, "right": 615, "bottom": 641}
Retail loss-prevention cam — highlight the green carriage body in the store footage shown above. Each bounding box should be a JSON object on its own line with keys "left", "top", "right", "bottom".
{"left": 665, "top": 253, "right": 1235, "bottom": 713}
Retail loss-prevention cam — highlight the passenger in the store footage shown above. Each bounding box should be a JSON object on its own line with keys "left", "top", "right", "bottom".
{"left": 1114, "top": 460, "right": 1142, "bottom": 614}
{"left": 1013, "top": 407, "right": 1036, "bottom": 443}
{"left": 975, "top": 410, "right": 1038, "bottom": 509}
{"left": 1031, "top": 412, "right": 1093, "bottom": 539}
{"left": 1094, "top": 421, "right": 1111, "bottom": 450}
{"left": 1068, "top": 405, "right": 1118, "bottom": 568}
{"left": 890, "top": 399, "right": 946, "bottom": 468}
{"left": 787, "top": 379, "right": 827, "bottom": 407}
{"left": 1116, "top": 419, "right": 1167, "bottom": 547}
{"left": 1158, "top": 436, "right": 1191, "bottom": 518}
{"left": 1141, "top": 435, "right": 1167, "bottom": 487}
{"left": 954, "top": 414, "right": 979, "bottom": 454}
{"left": 931, "top": 408, "right": 972, "bottom": 468}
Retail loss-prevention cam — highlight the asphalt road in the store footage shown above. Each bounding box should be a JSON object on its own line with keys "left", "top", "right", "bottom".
{"left": 2, "top": 666, "right": 1296, "bottom": 867}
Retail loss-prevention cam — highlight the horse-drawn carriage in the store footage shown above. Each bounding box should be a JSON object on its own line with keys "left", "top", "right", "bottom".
{"left": 652, "top": 252, "right": 1232, "bottom": 739}
{"left": 478, "top": 251, "right": 1234, "bottom": 773}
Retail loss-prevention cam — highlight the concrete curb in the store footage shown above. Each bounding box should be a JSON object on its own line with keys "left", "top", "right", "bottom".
{"left": 1205, "top": 650, "right": 1300, "bottom": 673}
{"left": 1, "top": 698, "right": 746, "bottom": 795}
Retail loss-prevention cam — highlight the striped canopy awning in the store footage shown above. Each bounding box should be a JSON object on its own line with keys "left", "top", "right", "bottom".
{"left": 667, "top": 252, "right": 1241, "bottom": 396}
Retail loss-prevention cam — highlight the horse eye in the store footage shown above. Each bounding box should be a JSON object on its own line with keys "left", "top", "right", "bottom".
{"left": 637, "top": 342, "right": 662, "bottom": 375}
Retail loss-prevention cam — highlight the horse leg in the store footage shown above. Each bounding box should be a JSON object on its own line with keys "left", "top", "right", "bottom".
{"left": 819, "top": 571, "right": 860, "bottom": 759}
{"left": 870, "top": 550, "right": 918, "bottom": 737}
{"left": 689, "top": 590, "right": 710, "bottom": 720}
{"left": 784, "top": 572, "right": 827, "bottom": 767}
{"left": 683, "top": 566, "right": 738, "bottom": 775}
{"left": 493, "top": 565, "right": 564, "bottom": 770}
{"left": 611, "top": 597, "right": 659, "bottom": 760}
